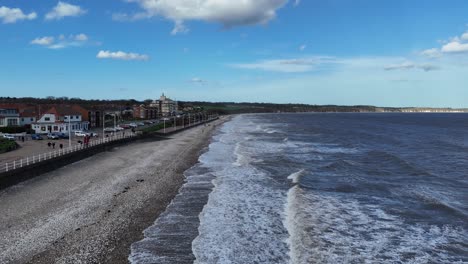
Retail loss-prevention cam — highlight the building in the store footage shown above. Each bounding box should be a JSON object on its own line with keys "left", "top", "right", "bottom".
{"left": 150, "top": 93, "right": 178, "bottom": 117}
{"left": 19, "top": 107, "right": 38, "bottom": 126}
{"left": 0, "top": 109, "right": 20, "bottom": 127}
{"left": 133, "top": 104, "right": 158, "bottom": 119}
{"left": 31, "top": 105, "right": 89, "bottom": 134}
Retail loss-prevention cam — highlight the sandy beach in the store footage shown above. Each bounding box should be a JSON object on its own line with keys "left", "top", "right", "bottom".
{"left": 0, "top": 117, "right": 226, "bottom": 264}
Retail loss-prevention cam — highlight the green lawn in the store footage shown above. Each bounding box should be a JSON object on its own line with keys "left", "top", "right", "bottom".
{"left": 0, "top": 138, "right": 18, "bottom": 154}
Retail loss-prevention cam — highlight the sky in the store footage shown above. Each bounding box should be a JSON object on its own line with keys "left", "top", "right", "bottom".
{"left": 1, "top": 0, "right": 468, "bottom": 107}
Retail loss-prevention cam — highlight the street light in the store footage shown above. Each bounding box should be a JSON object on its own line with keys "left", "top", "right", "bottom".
{"left": 67, "top": 115, "right": 71, "bottom": 148}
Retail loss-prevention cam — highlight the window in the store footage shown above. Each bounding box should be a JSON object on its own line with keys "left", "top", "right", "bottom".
{"left": 45, "top": 117, "right": 50, "bottom": 121}
{"left": 53, "top": 126, "right": 58, "bottom": 131}
{"left": 7, "top": 119, "right": 18, "bottom": 126}
{"left": 31, "top": 118, "right": 34, "bottom": 121}
{"left": 76, "top": 115, "right": 79, "bottom": 119}
{"left": 0, "top": 119, "right": 4, "bottom": 126}
{"left": 41, "top": 126, "right": 46, "bottom": 131}
{"left": 21, "top": 118, "right": 24, "bottom": 122}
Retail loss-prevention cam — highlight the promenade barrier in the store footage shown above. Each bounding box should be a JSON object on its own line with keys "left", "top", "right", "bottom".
{"left": 0, "top": 115, "right": 220, "bottom": 189}
{"left": 0, "top": 132, "right": 136, "bottom": 174}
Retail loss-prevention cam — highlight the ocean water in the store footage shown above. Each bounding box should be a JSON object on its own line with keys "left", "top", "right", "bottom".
{"left": 131, "top": 113, "right": 468, "bottom": 264}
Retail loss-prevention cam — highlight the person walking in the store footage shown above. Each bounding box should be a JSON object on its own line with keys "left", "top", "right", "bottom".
{"left": 52, "top": 142, "right": 56, "bottom": 149}
{"left": 47, "top": 142, "right": 51, "bottom": 148}
{"left": 59, "top": 143, "right": 63, "bottom": 150}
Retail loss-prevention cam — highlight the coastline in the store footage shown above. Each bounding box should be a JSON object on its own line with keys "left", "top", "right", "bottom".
{"left": 0, "top": 117, "right": 228, "bottom": 264}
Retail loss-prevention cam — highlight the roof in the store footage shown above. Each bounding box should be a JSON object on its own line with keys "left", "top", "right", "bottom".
{"left": 44, "top": 105, "right": 83, "bottom": 116}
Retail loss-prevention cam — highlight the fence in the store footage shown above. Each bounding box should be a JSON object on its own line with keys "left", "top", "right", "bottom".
{"left": 0, "top": 132, "right": 136, "bottom": 174}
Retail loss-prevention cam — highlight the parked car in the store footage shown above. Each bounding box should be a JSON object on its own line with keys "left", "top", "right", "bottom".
{"left": 56, "top": 132, "right": 69, "bottom": 139}
{"left": 31, "top": 134, "right": 43, "bottom": 140}
{"left": 89, "top": 132, "right": 99, "bottom": 137}
{"left": 143, "top": 121, "right": 152, "bottom": 125}
{"left": 74, "top": 131, "right": 88, "bottom": 137}
{"left": 47, "top": 133, "right": 60, "bottom": 140}
{"left": 120, "top": 124, "right": 130, "bottom": 129}
{"left": 104, "top": 127, "right": 118, "bottom": 132}
{"left": 137, "top": 122, "right": 145, "bottom": 126}
{"left": 129, "top": 123, "right": 138, "bottom": 128}
{"left": 115, "top": 126, "right": 125, "bottom": 131}
{"left": 2, "top": 134, "right": 15, "bottom": 140}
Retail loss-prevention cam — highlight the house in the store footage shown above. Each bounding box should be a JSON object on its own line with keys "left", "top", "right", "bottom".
{"left": 0, "top": 109, "right": 20, "bottom": 127}
{"left": 133, "top": 104, "right": 158, "bottom": 119}
{"left": 149, "top": 93, "right": 178, "bottom": 117}
{"left": 19, "top": 107, "right": 37, "bottom": 126}
{"left": 31, "top": 105, "right": 89, "bottom": 134}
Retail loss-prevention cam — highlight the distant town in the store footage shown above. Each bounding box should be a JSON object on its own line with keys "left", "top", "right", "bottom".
{"left": 0, "top": 95, "right": 467, "bottom": 135}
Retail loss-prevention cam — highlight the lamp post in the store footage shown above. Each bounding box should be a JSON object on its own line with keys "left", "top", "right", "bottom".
{"left": 67, "top": 115, "right": 71, "bottom": 148}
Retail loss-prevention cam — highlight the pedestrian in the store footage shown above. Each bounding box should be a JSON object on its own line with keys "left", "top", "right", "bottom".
{"left": 52, "top": 142, "right": 56, "bottom": 149}
{"left": 48, "top": 142, "right": 51, "bottom": 148}
{"left": 21, "top": 136, "right": 25, "bottom": 142}
{"left": 59, "top": 143, "right": 63, "bottom": 149}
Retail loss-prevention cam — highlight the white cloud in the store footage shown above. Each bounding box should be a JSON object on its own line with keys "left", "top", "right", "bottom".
{"left": 441, "top": 41, "right": 468, "bottom": 53}
{"left": 299, "top": 44, "right": 306, "bottom": 51}
{"left": 119, "top": 0, "right": 288, "bottom": 34}
{"left": 230, "top": 57, "right": 335, "bottom": 73}
{"left": 96, "top": 50, "right": 149, "bottom": 61}
{"left": 384, "top": 61, "right": 439, "bottom": 72}
{"left": 171, "top": 20, "right": 189, "bottom": 35}
{"left": 462, "top": 32, "right": 468, "bottom": 41}
{"left": 294, "top": 0, "right": 301, "bottom": 6}
{"left": 45, "top": 1, "right": 86, "bottom": 21}
{"left": 30, "top": 34, "right": 89, "bottom": 49}
{"left": 31, "top": 36, "right": 55, "bottom": 46}
{"left": 420, "top": 48, "right": 441, "bottom": 58}
{"left": 74, "top": 33, "right": 88, "bottom": 41}
{"left": 0, "top": 6, "right": 37, "bottom": 24}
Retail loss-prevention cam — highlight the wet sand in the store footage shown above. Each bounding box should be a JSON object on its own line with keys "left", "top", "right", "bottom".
{"left": 0, "top": 118, "right": 226, "bottom": 264}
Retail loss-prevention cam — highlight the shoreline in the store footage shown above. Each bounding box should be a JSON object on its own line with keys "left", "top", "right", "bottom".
{"left": 0, "top": 117, "right": 228, "bottom": 264}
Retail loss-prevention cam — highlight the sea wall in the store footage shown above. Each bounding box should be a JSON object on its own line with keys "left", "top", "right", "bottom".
{"left": 0, "top": 117, "right": 219, "bottom": 190}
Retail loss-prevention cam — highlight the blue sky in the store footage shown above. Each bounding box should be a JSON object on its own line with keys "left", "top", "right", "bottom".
{"left": 1, "top": 0, "right": 468, "bottom": 107}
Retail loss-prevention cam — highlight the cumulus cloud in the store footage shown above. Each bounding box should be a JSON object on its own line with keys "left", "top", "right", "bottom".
{"left": 420, "top": 48, "right": 441, "bottom": 58}
{"left": 30, "top": 34, "right": 89, "bottom": 49}
{"left": 96, "top": 50, "right": 149, "bottom": 61}
{"left": 118, "top": 0, "right": 288, "bottom": 34}
{"left": 45, "top": 1, "right": 86, "bottom": 20}
{"left": 0, "top": 6, "right": 37, "bottom": 24}
{"left": 421, "top": 30, "right": 468, "bottom": 56}
{"left": 31, "top": 36, "right": 55, "bottom": 46}
{"left": 74, "top": 33, "right": 88, "bottom": 41}
{"left": 384, "top": 61, "right": 439, "bottom": 72}
{"left": 441, "top": 41, "right": 468, "bottom": 53}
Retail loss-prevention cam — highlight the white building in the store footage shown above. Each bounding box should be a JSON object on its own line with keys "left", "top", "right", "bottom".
{"left": 0, "top": 109, "right": 20, "bottom": 127}
{"left": 150, "top": 93, "right": 178, "bottom": 117}
{"left": 32, "top": 106, "right": 89, "bottom": 134}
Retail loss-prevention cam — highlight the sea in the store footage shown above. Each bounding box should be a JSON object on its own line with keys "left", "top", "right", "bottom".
{"left": 130, "top": 113, "right": 468, "bottom": 264}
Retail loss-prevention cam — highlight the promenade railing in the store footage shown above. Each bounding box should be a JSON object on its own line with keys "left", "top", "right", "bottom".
{"left": 0, "top": 132, "right": 136, "bottom": 174}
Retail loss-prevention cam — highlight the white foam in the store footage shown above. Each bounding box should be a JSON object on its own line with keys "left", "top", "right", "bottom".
{"left": 287, "top": 169, "right": 306, "bottom": 184}
{"left": 283, "top": 187, "right": 467, "bottom": 263}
